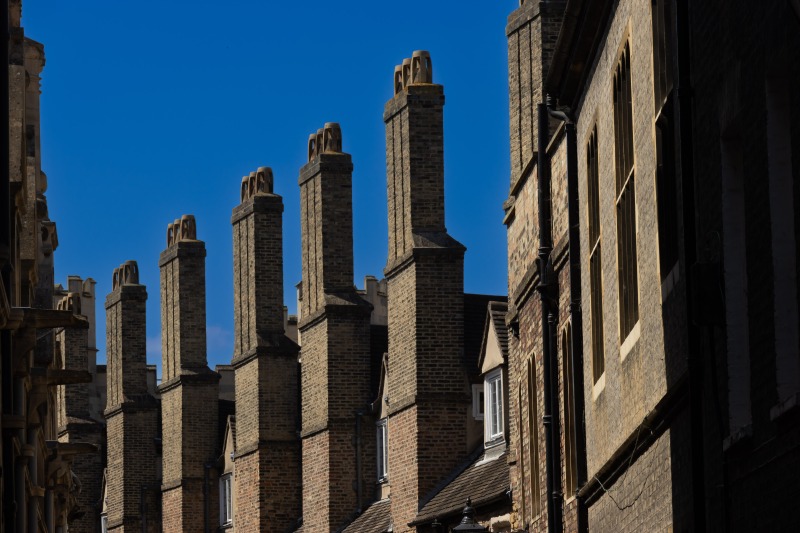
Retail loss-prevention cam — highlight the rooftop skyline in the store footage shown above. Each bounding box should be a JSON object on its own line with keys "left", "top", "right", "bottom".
{"left": 26, "top": 0, "right": 514, "bottom": 371}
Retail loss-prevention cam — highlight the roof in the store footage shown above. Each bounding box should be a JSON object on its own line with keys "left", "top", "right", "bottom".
{"left": 341, "top": 499, "right": 392, "bottom": 533}
{"left": 488, "top": 302, "right": 509, "bottom": 358}
{"left": 477, "top": 301, "right": 510, "bottom": 373}
{"left": 464, "top": 294, "right": 507, "bottom": 380}
{"left": 411, "top": 447, "right": 510, "bottom": 526}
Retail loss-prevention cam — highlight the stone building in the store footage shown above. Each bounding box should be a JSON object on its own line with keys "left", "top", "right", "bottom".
{"left": 0, "top": 0, "right": 100, "bottom": 530}
{"left": 13, "top": 1, "right": 800, "bottom": 531}
{"left": 505, "top": 0, "right": 800, "bottom": 532}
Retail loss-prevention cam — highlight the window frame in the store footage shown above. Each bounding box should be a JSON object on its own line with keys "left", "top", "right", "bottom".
{"left": 561, "top": 323, "right": 578, "bottom": 498}
{"left": 484, "top": 368, "right": 505, "bottom": 444}
{"left": 586, "top": 124, "right": 605, "bottom": 383}
{"left": 219, "top": 473, "right": 233, "bottom": 526}
{"left": 376, "top": 418, "right": 388, "bottom": 483}
{"left": 613, "top": 39, "right": 640, "bottom": 342}
{"left": 472, "top": 383, "right": 485, "bottom": 420}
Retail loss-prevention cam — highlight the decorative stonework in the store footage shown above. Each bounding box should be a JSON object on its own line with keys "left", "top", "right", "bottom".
{"left": 165, "top": 214, "right": 197, "bottom": 246}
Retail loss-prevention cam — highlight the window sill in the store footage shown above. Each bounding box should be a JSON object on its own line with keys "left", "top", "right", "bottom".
{"left": 620, "top": 321, "right": 641, "bottom": 363}
{"left": 770, "top": 392, "right": 800, "bottom": 421}
{"left": 477, "top": 442, "right": 506, "bottom": 465}
{"left": 483, "top": 437, "right": 506, "bottom": 454}
{"left": 722, "top": 424, "right": 752, "bottom": 452}
{"left": 661, "top": 262, "right": 680, "bottom": 302}
{"left": 219, "top": 522, "right": 233, "bottom": 531}
{"left": 592, "top": 373, "right": 606, "bottom": 401}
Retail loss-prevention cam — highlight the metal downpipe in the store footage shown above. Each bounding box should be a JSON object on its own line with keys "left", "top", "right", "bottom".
{"left": 537, "top": 102, "right": 563, "bottom": 533}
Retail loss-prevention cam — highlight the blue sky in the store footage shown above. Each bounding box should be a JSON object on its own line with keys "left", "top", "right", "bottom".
{"left": 26, "top": 1, "right": 514, "bottom": 371}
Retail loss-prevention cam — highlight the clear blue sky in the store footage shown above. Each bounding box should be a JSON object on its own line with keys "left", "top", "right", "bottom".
{"left": 25, "top": 1, "right": 514, "bottom": 372}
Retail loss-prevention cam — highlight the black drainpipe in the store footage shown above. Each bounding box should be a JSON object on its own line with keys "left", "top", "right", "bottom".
{"left": 355, "top": 410, "right": 364, "bottom": 513}
{"left": 140, "top": 485, "right": 148, "bottom": 533}
{"left": 547, "top": 98, "right": 588, "bottom": 533}
{"left": 675, "top": 1, "right": 706, "bottom": 531}
{"left": 537, "top": 102, "right": 563, "bottom": 533}
{"left": 203, "top": 462, "right": 212, "bottom": 533}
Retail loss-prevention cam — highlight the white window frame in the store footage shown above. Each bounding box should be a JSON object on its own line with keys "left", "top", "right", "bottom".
{"left": 484, "top": 368, "right": 504, "bottom": 443}
{"left": 101, "top": 515, "right": 108, "bottom": 533}
{"left": 472, "top": 384, "right": 485, "bottom": 420}
{"left": 219, "top": 473, "right": 233, "bottom": 526}
{"left": 376, "top": 418, "right": 388, "bottom": 482}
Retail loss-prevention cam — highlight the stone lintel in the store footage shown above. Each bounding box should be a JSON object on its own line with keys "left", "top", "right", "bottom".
{"left": 231, "top": 193, "right": 284, "bottom": 224}
{"left": 383, "top": 83, "right": 445, "bottom": 122}
{"left": 158, "top": 239, "right": 206, "bottom": 267}
{"left": 298, "top": 152, "right": 354, "bottom": 186}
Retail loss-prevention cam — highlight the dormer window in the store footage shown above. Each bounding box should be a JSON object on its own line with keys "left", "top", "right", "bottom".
{"left": 219, "top": 473, "right": 233, "bottom": 526}
{"left": 485, "top": 368, "right": 504, "bottom": 444}
{"left": 377, "top": 418, "right": 388, "bottom": 482}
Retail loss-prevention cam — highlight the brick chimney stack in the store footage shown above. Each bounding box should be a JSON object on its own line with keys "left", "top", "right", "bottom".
{"left": 104, "top": 261, "right": 160, "bottom": 532}
{"left": 298, "top": 123, "right": 373, "bottom": 531}
{"left": 231, "top": 167, "right": 301, "bottom": 530}
{"left": 158, "top": 216, "right": 220, "bottom": 531}
{"left": 383, "top": 51, "right": 468, "bottom": 530}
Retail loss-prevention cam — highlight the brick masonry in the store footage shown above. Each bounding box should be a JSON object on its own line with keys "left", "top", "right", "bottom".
{"left": 505, "top": 2, "right": 579, "bottom": 532}
{"left": 383, "top": 69, "right": 470, "bottom": 532}
{"left": 158, "top": 233, "right": 220, "bottom": 530}
{"left": 104, "top": 267, "right": 160, "bottom": 533}
{"left": 508, "top": 0, "right": 800, "bottom": 531}
{"left": 298, "top": 135, "right": 373, "bottom": 532}
{"left": 57, "top": 299, "right": 104, "bottom": 533}
{"left": 231, "top": 182, "right": 301, "bottom": 531}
